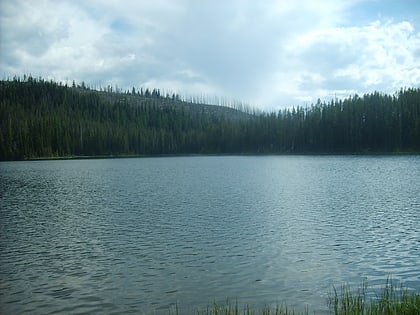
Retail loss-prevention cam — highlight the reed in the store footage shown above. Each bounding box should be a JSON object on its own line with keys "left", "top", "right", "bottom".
{"left": 193, "top": 300, "right": 308, "bottom": 315}
{"left": 168, "top": 280, "right": 419, "bottom": 315}
{"left": 330, "top": 279, "right": 420, "bottom": 315}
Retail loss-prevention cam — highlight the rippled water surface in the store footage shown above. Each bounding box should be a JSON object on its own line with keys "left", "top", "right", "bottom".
{"left": 1, "top": 156, "right": 419, "bottom": 314}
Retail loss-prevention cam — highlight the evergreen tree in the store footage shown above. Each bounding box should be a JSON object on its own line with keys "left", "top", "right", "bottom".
{"left": 1, "top": 76, "right": 419, "bottom": 161}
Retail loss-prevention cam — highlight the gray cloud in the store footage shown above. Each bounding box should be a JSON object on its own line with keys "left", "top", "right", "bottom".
{"left": 1, "top": 0, "right": 419, "bottom": 109}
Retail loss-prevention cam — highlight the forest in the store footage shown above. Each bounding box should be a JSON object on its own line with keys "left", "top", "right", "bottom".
{"left": 1, "top": 76, "right": 419, "bottom": 160}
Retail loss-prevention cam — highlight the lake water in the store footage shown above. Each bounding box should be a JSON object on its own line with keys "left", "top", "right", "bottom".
{"left": 0, "top": 156, "right": 419, "bottom": 314}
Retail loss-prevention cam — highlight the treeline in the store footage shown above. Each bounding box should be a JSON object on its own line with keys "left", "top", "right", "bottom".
{"left": 0, "top": 76, "right": 419, "bottom": 160}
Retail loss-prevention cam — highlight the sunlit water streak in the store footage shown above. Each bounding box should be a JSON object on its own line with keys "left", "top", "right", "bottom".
{"left": 0, "top": 156, "right": 419, "bottom": 314}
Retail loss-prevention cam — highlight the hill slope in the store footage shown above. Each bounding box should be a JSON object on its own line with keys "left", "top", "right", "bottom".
{"left": 1, "top": 77, "right": 419, "bottom": 160}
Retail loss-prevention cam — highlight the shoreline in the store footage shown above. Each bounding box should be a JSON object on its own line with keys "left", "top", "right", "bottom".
{"left": 2, "top": 151, "right": 420, "bottom": 162}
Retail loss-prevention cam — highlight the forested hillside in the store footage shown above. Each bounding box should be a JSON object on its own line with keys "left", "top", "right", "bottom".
{"left": 1, "top": 77, "right": 419, "bottom": 160}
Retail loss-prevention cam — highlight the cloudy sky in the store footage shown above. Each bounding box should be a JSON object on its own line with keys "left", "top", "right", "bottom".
{"left": 1, "top": 0, "right": 419, "bottom": 109}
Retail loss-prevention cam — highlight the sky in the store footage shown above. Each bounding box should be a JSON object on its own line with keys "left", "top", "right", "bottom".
{"left": 1, "top": 0, "right": 419, "bottom": 109}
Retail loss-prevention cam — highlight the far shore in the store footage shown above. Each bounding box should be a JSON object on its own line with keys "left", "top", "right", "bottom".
{"left": 3, "top": 151, "right": 419, "bottom": 162}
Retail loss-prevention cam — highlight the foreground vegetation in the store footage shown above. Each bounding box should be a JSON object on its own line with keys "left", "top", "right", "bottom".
{"left": 170, "top": 282, "right": 419, "bottom": 315}
{"left": 1, "top": 76, "right": 420, "bottom": 160}
{"left": 330, "top": 281, "right": 420, "bottom": 315}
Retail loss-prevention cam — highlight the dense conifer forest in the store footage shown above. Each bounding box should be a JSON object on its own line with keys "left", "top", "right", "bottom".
{"left": 1, "top": 76, "right": 419, "bottom": 160}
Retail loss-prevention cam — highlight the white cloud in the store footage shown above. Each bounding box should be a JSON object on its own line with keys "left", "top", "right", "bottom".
{"left": 274, "top": 19, "right": 420, "bottom": 105}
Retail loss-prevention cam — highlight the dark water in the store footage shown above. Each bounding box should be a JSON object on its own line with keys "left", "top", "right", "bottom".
{"left": 0, "top": 156, "right": 419, "bottom": 314}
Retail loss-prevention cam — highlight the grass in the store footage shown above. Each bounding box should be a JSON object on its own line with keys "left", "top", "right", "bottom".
{"left": 194, "top": 301, "right": 309, "bottom": 315}
{"left": 167, "top": 280, "right": 419, "bottom": 315}
{"left": 169, "top": 300, "right": 308, "bottom": 315}
{"left": 330, "top": 280, "right": 420, "bottom": 315}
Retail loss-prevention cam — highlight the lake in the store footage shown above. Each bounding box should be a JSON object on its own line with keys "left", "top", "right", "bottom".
{"left": 0, "top": 156, "right": 419, "bottom": 314}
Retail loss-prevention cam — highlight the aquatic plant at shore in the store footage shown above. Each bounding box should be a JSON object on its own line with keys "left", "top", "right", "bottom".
{"left": 330, "top": 280, "right": 420, "bottom": 315}
{"left": 168, "top": 281, "right": 419, "bottom": 315}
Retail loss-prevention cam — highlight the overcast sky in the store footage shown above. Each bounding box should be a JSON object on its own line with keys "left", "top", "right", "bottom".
{"left": 1, "top": 0, "right": 419, "bottom": 109}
